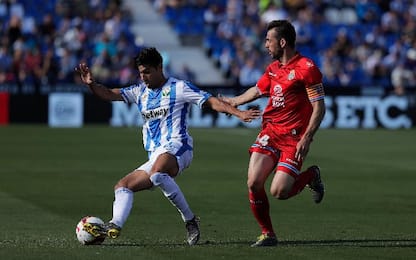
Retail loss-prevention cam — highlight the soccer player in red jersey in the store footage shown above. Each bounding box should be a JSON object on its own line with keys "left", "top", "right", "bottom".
{"left": 221, "top": 20, "right": 326, "bottom": 247}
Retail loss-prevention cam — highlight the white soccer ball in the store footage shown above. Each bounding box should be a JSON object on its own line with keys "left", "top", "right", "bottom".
{"left": 75, "top": 216, "right": 106, "bottom": 245}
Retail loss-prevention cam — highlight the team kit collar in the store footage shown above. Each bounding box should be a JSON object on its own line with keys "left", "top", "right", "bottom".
{"left": 276, "top": 52, "right": 301, "bottom": 67}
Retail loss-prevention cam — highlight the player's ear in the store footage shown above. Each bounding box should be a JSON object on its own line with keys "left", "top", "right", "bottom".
{"left": 279, "top": 38, "right": 286, "bottom": 48}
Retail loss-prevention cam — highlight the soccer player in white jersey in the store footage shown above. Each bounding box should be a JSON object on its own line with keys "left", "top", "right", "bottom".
{"left": 76, "top": 47, "right": 260, "bottom": 245}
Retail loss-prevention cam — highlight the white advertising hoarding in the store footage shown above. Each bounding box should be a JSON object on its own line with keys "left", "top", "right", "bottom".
{"left": 48, "top": 93, "right": 83, "bottom": 127}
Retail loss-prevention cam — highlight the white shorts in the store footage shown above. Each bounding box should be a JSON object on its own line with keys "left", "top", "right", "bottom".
{"left": 136, "top": 141, "right": 193, "bottom": 175}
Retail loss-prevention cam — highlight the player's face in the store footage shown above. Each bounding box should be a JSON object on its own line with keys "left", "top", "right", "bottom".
{"left": 265, "top": 29, "right": 284, "bottom": 60}
{"left": 138, "top": 64, "right": 164, "bottom": 89}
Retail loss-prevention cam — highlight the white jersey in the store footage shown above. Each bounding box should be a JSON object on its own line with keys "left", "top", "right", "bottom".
{"left": 120, "top": 77, "right": 212, "bottom": 155}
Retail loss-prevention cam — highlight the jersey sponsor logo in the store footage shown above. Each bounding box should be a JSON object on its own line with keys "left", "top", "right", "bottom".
{"left": 273, "top": 85, "right": 282, "bottom": 94}
{"left": 141, "top": 107, "right": 169, "bottom": 121}
{"left": 268, "top": 72, "right": 277, "bottom": 77}
{"left": 272, "top": 84, "right": 285, "bottom": 108}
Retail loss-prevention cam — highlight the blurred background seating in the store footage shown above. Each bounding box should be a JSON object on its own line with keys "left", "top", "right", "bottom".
{"left": 1, "top": 0, "right": 415, "bottom": 95}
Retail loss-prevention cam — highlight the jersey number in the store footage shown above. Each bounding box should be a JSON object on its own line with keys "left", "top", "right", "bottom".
{"left": 258, "top": 135, "right": 270, "bottom": 146}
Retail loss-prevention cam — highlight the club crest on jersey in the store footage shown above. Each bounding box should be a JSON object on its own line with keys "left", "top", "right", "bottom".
{"left": 288, "top": 70, "right": 295, "bottom": 80}
{"left": 162, "top": 88, "right": 171, "bottom": 97}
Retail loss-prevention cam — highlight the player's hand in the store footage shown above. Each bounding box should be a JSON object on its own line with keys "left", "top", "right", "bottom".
{"left": 295, "top": 137, "right": 312, "bottom": 161}
{"left": 75, "top": 63, "right": 94, "bottom": 85}
{"left": 218, "top": 94, "right": 236, "bottom": 117}
{"left": 239, "top": 108, "right": 261, "bottom": 123}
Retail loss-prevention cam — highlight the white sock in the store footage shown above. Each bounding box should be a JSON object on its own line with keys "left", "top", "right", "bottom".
{"left": 110, "top": 187, "right": 133, "bottom": 228}
{"left": 150, "top": 172, "right": 194, "bottom": 222}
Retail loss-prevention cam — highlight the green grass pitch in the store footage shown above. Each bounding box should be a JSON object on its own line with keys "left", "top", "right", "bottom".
{"left": 1, "top": 125, "right": 415, "bottom": 260}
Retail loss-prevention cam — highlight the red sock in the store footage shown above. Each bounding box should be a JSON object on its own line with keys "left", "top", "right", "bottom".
{"left": 249, "top": 189, "right": 275, "bottom": 236}
{"left": 287, "top": 167, "right": 315, "bottom": 198}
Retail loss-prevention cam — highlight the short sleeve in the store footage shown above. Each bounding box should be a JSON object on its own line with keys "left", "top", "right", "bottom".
{"left": 120, "top": 84, "right": 143, "bottom": 104}
{"left": 181, "top": 81, "right": 212, "bottom": 108}
{"left": 300, "top": 59, "right": 325, "bottom": 102}
{"left": 256, "top": 67, "right": 271, "bottom": 95}
{"left": 301, "top": 59, "right": 323, "bottom": 87}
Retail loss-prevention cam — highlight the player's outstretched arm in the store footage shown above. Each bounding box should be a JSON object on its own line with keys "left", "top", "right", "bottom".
{"left": 219, "top": 86, "right": 260, "bottom": 107}
{"left": 75, "top": 63, "right": 123, "bottom": 101}
{"left": 204, "top": 97, "right": 260, "bottom": 122}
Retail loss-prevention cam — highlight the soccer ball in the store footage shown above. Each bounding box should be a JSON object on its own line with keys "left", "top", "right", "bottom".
{"left": 75, "top": 216, "right": 106, "bottom": 245}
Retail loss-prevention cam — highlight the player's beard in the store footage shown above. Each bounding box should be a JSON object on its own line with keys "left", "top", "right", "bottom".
{"left": 271, "top": 46, "right": 284, "bottom": 60}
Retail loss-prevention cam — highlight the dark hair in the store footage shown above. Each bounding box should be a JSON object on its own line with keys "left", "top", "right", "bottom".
{"left": 134, "top": 47, "right": 163, "bottom": 68}
{"left": 266, "top": 20, "right": 296, "bottom": 48}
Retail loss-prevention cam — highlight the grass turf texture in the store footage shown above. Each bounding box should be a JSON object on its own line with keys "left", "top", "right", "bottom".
{"left": 0, "top": 125, "right": 415, "bottom": 260}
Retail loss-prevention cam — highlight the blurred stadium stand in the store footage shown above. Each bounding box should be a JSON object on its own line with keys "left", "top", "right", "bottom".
{"left": 0, "top": 0, "right": 415, "bottom": 95}
{"left": 123, "top": 0, "right": 225, "bottom": 85}
{"left": 150, "top": 0, "right": 416, "bottom": 95}
{"left": 0, "top": 0, "right": 141, "bottom": 93}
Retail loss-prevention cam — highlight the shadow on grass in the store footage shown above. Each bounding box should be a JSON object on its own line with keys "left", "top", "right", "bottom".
{"left": 102, "top": 238, "right": 416, "bottom": 248}
{"left": 280, "top": 239, "right": 416, "bottom": 248}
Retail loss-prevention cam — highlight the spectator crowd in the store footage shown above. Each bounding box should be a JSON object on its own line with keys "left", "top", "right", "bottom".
{"left": 1, "top": 0, "right": 415, "bottom": 95}
{"left": 0, "top": 0, "right": 140, "bottom": 93}
{"left": 154, "top": 0, "right": 416, "bottom": 95}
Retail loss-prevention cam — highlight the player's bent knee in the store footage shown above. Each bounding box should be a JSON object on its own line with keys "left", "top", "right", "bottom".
{"left": 114, "top": 176, "right": 135, "bottom": 190}
{"left": 114, "top": 181, "right": 127, "bottom": 190}
{"left": 270, "top": 187, "right": 290, "bottom": 200}
{"left": 247, "top": 177, "right": 267, "bottom": 192}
